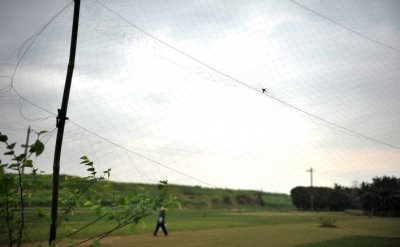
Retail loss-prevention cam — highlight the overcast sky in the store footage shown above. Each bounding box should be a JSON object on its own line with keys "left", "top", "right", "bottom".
{"left": 1, "top": 0, "right": 399, "bottom": 194}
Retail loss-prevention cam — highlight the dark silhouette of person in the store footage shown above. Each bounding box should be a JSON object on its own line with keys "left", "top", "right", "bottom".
{"left": 154, "top": 207, "right": 168, "bottom": 236}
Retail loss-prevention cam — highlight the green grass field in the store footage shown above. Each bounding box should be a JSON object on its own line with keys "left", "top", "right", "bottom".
{"left": 17, "top": 209, "right": 400, "bottom": 247}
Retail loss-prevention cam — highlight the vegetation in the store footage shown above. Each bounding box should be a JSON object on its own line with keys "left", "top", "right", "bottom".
{"left": 0, "top": 131, "right": 180, "bottom": 246}
{"left": 4, "top": 175, "right": 294, "bottom": 211}
{"left": 359, "top": 176, "right": 400, "bottom": 216}
{"left": 318, "top": 215, "right": 337, "bottom": 228}
{"left": 18, "top": 210, "right": 399, "bottom": 247}
{"left": 290, "top": 186, "right": 352, "bottom": 211}
{"left": 2, "top": 129, "right": 399, "bottom": 247}
{"left": 291, "top": 178, "right": 400, "bottom": 216}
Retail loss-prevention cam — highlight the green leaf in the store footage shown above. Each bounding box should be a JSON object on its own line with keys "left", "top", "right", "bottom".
{"left": 23, "top": 160, "right": 33, "bottom": 168}
{"left": 37, "top": 130, "right": 48, "bottom": 136}
{"left": 80, "top": 156, "right": 88, "bottom": 160}
{"left": 84, "top": 201, "right": 94, "bottom": 206}
{"left": 100, "top": 206, "right": 111, "bottom": 215}
{"left": 4, "top": 151, "right": 14, "bottom": 155}
{"left": 37, "top": 207, "right": 45, "bottom": 215}
{"left": 117, "top": 197, "right": 126, "bottom": 205}
{"left": 138, "top": 220, "right": 146, "bottom": 230}
{"left": 107, "top": 215, "right": 116, "bottom": 221}
{"left": 87, "top": 168, "right": 95, "bottom": 172}
{"left": 0, "top": 135, "right": 7, "bottom": 142}
{"left": 90, "top": 205, "right": 101, "bottom": 212}
{"left": 8, "top": 163, "right": 19, "bottom": 169}
{"left": 102, "top": 183, "right": 112, "bottom": 189}
{"left": 129, "top": 224, "right": 136, "bottom": 234}
{"left": 37, "top": 207, "right": 51, "bottom": 223}
{"left": 22, "top": 163, "right": 33, "bottom": 168}
{"left": 50, "top": 240, "right": 56, "bottom": 247}
{"left": 65, "top": 224, "right": 72, "bottom": 233}
{"left": 34, "top": 140, "right": 45, "bottom": 156}
{"left": 7, "top": 142, "right": 16, "bottom": 149}
{"left": 92, "top": 240, "right": 101, "bottom": 247}
{"left": 15, "top": 153, "right": 26, "bottom": 161}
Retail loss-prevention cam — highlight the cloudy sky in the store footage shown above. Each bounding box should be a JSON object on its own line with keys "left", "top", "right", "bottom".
{"left": 1, "top": 0, "right": 399, "bottom": 194}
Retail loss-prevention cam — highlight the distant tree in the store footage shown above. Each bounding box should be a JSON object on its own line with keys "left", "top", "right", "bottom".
{"left": 257, "top": 194, "right": 265, "bottom": 206}
{"left": 236, "top": 194, "right": 252, "bottom": 205}
{"left": 234, "top": 193, "right": 264, "bottom": 206}
{"left": 290, "top": 187, "right": 310, "bottom": 210}
{"left": 328, "top": 189, "right": 352, "bottom": 211}
{"left": 290, "top": 186, "right": 352, "bottom": 211}
{"left": 373, "top": 176, "right": 400, "bottom": 214}
{"left": 223, "top": 196, "right": 232, "bottom": 205}
{"left": 359, "top": 176, "right": 400, "bottom": 216}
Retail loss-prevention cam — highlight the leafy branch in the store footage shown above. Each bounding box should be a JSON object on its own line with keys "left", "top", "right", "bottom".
{"left": 1, "top": 130, "right": 180, "bottom": 247}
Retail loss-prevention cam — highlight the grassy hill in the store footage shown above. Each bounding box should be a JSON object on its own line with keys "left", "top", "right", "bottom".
{"left": 28, "top": 174, "right": 295, "bottom": 210}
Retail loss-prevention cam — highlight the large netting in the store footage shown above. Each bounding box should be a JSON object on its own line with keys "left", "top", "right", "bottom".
{"left": 1, "top": 0, "right": 399, "bottom": 196}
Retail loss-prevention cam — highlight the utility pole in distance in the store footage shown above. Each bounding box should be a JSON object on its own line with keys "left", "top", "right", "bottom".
{"left": 306, "top": 167, "right": 315, "bottom": 212}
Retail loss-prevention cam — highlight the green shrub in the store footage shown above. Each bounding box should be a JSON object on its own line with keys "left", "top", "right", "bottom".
{"left": 318, "top": 216, "right": 337, "bottom": 227}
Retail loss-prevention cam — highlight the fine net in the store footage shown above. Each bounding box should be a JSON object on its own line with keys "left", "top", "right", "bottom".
{"left": 1, "top": 0, "right": 399, "bottom": 210}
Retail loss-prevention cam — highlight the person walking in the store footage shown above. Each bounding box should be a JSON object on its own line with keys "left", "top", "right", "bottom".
{"left": 154, "top": 207, "right": 168, "bottom": 236}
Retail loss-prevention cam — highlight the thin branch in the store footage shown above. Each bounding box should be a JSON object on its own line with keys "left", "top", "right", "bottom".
{"left": 17, "top": 155, "right": 25, "bottom": 246}
{"left": 4, "top": 169, "right": 13, "bottom": 246}
{"left": 56, "top": 214, "right": 107, "bottom": 243}
{"left": 56, "top": 178, "right": 103, "bottom": 224}
{"left": 68, "top": 212, "right": 143, "bottom": 247}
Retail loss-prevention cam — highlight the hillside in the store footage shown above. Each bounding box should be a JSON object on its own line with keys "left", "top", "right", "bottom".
{"left": 28, "top": 175, "right": 295, "bottom": 210}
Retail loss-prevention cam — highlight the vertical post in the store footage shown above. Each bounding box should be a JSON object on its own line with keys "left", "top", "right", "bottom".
{"left": 16, "top": 126, "right": 31, "bottom": 246}
{"left": 49, "top": 0, "right": 81, "bottom": 244}
{"left": 21, "top": 126, "right": 31, "bottom": 176}
{"left": 306, "top": 167, "right": 315, "bottom": 212}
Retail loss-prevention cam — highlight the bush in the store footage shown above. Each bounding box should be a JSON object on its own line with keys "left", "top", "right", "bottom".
{"left": 318, "top": 216, "right": 337, "bottom": 228}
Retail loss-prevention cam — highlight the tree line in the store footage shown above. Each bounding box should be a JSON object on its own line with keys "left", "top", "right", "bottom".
{"left": 290, "top": 176, "right": 400, "bottom": 216}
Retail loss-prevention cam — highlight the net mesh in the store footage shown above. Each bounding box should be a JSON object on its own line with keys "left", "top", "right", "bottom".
{"left": 1, "top": 0, "right": 399, "bottom": 196}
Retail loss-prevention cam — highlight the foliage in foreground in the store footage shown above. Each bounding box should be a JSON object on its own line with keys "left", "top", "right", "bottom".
{"left": 0, "top": 131, "right": 180, "bottom": 246}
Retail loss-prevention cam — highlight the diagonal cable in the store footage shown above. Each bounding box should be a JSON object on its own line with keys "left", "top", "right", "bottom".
{"left": 96, "top": 0, "right": 400, "bottom": 150}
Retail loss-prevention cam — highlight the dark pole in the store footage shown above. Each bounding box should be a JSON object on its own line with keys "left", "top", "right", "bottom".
{"left": 21, "top": 126, "right": 31, "bottom": 176}
{"left": 49, "top": 0, "right": 81, "bottom": 244}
